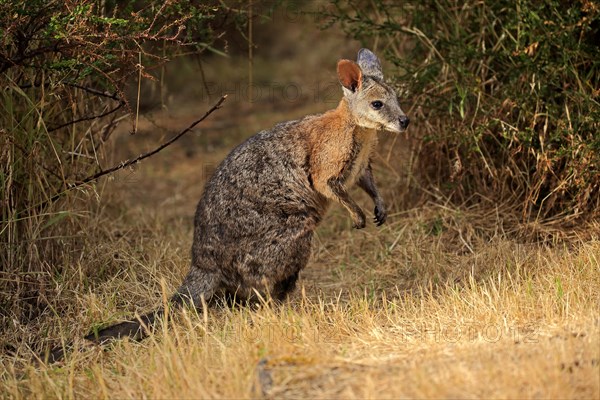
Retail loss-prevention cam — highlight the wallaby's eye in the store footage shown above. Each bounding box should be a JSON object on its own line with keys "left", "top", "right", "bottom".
{"left": 371, "top": 100, "right": 383, "bottom": 110}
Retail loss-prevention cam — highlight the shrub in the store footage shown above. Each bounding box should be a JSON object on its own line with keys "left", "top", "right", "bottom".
{"left": 321, "top": 0, "right": 600, "bottom": 222}
{"left": 0, "top": 0, "right": 247, "bottom": 322}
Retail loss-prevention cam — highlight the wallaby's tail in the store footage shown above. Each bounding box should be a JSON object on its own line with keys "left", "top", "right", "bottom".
{"left": 46, "top": 305, "right": 167, "bottom": 364}
{"left": 44, "top": 269, "right": 219, "bottom": 364}
{"left": 84, "top": 307, "right": 165, "bottom": 344}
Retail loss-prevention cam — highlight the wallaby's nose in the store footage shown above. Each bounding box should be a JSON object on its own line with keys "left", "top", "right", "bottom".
{"left": 399, "top": 115, "right": 410, "bottom": 130}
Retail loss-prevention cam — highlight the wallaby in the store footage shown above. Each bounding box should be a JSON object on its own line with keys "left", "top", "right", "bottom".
{"left": 47, "top": 48, "right": 409, "bottom": 362}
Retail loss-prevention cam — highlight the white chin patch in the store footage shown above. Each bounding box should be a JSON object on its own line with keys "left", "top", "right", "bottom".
{"left": 359, "top": 121, "right": 380, "bottom": 130}
{"left": 384, "top": 123, "right": 401, "bottom": 133}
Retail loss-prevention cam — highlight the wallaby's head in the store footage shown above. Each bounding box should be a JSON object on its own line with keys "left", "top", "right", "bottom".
{"left": 337, "top": 48, "right": 409, "bottom": 133}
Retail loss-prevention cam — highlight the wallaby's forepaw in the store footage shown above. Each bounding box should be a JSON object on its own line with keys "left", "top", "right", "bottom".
{"left": 352, "top": 211, "right": 366, "bottom": 229}
{"left": 374, "top": 203, "right": 387, "bottom": 226}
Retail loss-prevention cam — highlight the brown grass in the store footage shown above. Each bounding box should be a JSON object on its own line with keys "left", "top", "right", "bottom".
{"left": 2, "top": 221, "right": 599, "bottom": 398}
{"left": 1, "top": 96, "right": 598, "bottom": 398}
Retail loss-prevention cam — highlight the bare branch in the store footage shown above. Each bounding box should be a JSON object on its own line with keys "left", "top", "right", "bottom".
{"left": 48, "top": 103, "right": 125, "bottom": 133}
{"left": 34, "top": 95, "right": 227, "bottom": 211}
{"left": 63, "top": 83, "right": 122, "bottom": 101}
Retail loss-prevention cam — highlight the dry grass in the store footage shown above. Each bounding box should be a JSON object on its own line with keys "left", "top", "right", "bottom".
{"left": 1, "top": 9, "right": 599, "bottom": 397}
{"left": 2, "top": 224, "right": 599, "bottom": 398}
{"left": 1, "top": 108, "right": 598, "bottom": 397}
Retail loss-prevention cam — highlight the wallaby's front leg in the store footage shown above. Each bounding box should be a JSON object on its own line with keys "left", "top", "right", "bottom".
{"left": 357, "top": 163, "right": 387, "bottom": 226}
{"left": 326, "top": 176, "right": 366, "bottom": 229}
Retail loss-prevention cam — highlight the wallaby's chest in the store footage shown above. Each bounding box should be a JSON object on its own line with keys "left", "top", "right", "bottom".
{"left": 346, "top": 129, "right": 378, "bottom": 186}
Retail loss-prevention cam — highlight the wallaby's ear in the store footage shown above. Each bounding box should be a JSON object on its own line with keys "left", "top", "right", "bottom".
{"left": 337, "top": 59, "right": 362, "bottom": 92}
{"left": 357, "top": 48, "right": 383, "bottom": 79}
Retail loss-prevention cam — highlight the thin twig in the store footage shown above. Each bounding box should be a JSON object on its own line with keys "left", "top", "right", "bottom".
{"left": 134, "top": 50, "right": 142, "bottom": 134}
{"left": 63, "top": 82, "right": 122, "bottom": 101}
{"left": 48, "top": 103, "right": 124, "bottom": 133}
{"left": 34, "top": 95, "right": 227, "bottom": 211}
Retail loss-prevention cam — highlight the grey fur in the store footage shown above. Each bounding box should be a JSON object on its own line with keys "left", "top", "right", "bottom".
{"left": 357, "top": 48, "right": 384, "bottom": 79}
{"left": 178, "top": 125, "right": 323, "bottom": 304}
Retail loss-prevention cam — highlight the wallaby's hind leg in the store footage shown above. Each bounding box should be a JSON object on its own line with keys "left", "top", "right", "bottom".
{"left": 218, "top": 272, "right": 298, "bottom": 308}
{"left": 273, "top": 270, "right": 300, "bottom": 301}
{"left": 172, "top": 267, "right": 221, "bottom": 308}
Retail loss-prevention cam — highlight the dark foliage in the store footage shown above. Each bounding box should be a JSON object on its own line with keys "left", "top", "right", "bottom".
{"left": 322, "top": 0, "right": 600, "bottom": 222}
